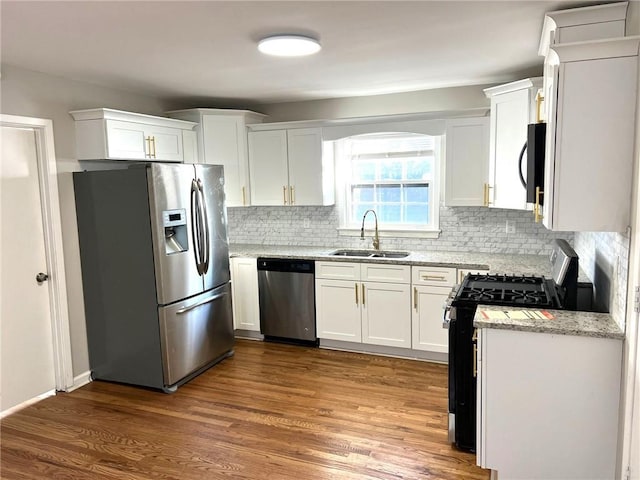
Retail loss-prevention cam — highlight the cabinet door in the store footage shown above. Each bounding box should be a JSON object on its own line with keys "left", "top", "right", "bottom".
{"left": 315, "top": 279, "right": 361, "bottom": 342}
{"left": 411, "top": 285, "right": 449, "bottom": 353}
{"left": 105, "top": 120, "right": 148, "bottom": 160}
{"left": 444, "top": 117, "right": 489, "bottom": 206}
{"left": 145, "top": 125, "right": 184, "bottom": 162}
{"left": 287, "top": 128, "right": 326, "bottom": 206}
{"left": 488, "top": 89, "right": 529, "bottom": 210}
{"left": 230, "top": 257, "right": 260, "bottom": 331}
{"left": 203, "top": 115, "right": 248, "bottom": 207}
{"left": 248, "top": 130, "right": 289, "bottom": 206}
{"left": 362, "top": 282, "right": 411, "bottom": 348}
{"left": 546, "top": 53, "right": 637, "bottom": 231}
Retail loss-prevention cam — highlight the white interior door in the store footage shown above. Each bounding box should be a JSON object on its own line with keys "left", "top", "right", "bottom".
{"left": 1, "top": 125, "right": 56, "bottom": 412}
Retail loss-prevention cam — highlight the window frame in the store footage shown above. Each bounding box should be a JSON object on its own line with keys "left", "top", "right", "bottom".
{"left": 335, "top": 132, "right": 442, "bottom": 238}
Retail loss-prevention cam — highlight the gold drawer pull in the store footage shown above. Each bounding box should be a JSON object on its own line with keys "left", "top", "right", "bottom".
{"left": 283, "top": 186, "right": 287, "bottom": 205}
{"left": 421, "top": 274, "right": 446, "bottom": 281}
{"left": 355, "top": 283, "right": 358, "bottom": 305}
{"left": 413, "top": 287, "right": 418, "bottom": 310}
{"left": 361, "top": 284, "right": 365, "bottom": 306}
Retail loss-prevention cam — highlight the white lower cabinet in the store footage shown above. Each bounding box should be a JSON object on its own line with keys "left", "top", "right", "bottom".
{"left": 315, "top": 278, "right": 361, "bottom": 342}
{"left": 362, "top": 282, "right": 411, "bottom": 348}
{"left": 477, "top": 327, "right": 622, "bottom": 479}
{"left": 230, "top": 257, "right": 260, "bottom": 331}
{"left": 411, "top": 266, "right": 456, "bottom": 353}
{"left": 315, "top": 262, "right": 411, "bottom": 348}
{"left": 411, "top": 285, "right": 450, "bottom": 353}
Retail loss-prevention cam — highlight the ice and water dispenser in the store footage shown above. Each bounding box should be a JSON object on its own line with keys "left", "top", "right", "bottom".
{"left": 163, "top": 209, "right": 188, "bottom": 254}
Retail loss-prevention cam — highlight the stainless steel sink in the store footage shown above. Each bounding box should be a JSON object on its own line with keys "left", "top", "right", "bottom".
{"left": 329, "top": 249, "right": 410, "bottom": 259}
{"left": 370, "top": 251, "right": 410, "bottom": 259}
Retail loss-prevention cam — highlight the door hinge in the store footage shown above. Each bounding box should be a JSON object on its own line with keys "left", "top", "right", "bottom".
{"left": 635, "top": 287, "right": 640, "bottom": 313}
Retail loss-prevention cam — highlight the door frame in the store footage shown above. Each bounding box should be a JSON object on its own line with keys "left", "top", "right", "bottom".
{"left": 1, "top": 114, "right": 74, "bottom": 391}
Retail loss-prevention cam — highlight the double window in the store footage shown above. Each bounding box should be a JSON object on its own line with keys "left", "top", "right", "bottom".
{"left": 337, "top": 132, "right": 440, "bottom": 233}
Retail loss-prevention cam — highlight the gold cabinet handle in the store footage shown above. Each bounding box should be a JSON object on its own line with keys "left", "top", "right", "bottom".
{"left": 483, "top": 183, "right": 493, "bottom": 206}
{"left": 413, "top": 287, "right": 418, "bottom": 310}
{"left": 355, "top": 283, "right": 359, "bottom": 305}
{"left": 422, "top": 274, "right": 446, "bottom": 281}
{"left": 290, "top": 186, "right": 295, "bottom": 205}
{"left": 534, "top": 186, "right": 544, "bottom": 223}
{"left": 472, "top": 329, "right": 478, "bottom": 377}
{"left": 149, "top": 136, "right": 157, "bottom": 159}
{"left": 145, "top": 136, "right": 152, "bottom": 158}
{"left": 283, "top": 186, "right": 287, "bottom": 205}
{"left": 361, "top": 283, "right": 365, "bottom": 306}
{"left": 536, "top": 91, "right": 545, "bottom": 124}
{"left": 241, "top": 186, "right": 246, "bottom": 206}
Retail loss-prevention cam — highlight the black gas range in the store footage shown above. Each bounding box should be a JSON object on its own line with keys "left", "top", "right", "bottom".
{"left": 444, "top": 239, "right": 579, "bottom": 453}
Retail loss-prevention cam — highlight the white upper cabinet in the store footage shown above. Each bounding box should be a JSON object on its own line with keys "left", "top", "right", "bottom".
{"left": 248, "top": 130, "right": 290, "bottom": 205}
{"left": 483, "top": 78, "right": 542, "bottom": 211}
{"left": 70, "top": 108, "right": 196, "bottom": 162}
{"left": 167, "top": 109, "right": 265, "bottom": 207}
{"left": 248, "top": 127, "right": 334, "bottom": 206}
{"left": 538, "top": 1, "right": 639, "bottom": 232}
{"left": 444, "top": 116, "right": 490, "bottom": 207}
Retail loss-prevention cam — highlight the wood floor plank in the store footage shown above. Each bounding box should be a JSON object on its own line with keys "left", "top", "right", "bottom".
{"left": 1, "top": 339, "right": 489, "bottom": 479}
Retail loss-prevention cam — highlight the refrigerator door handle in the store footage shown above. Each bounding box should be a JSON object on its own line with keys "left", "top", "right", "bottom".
{"left": 190, "top": 179, "right": 203, "bottom": 275}
{"left": 197, "top": 178, "right": 210, "bottom": 275}
{"left": 176, "top": 291, "right": 227, "bottom": 315}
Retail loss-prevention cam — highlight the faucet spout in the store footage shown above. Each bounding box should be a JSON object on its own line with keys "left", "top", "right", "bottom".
{"left": 360, "top": 209, "right": 380, "bottom": 250}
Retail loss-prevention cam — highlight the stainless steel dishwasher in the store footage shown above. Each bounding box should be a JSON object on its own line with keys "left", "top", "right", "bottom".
{"left": 257, "top": 258, "right": 317, "bottom": 344}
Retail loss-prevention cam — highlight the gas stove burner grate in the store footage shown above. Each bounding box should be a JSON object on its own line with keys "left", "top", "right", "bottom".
{"left": 452, "top": 272, "right": 558, "bottom": 308}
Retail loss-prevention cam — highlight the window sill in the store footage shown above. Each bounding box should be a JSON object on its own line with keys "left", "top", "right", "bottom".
{"left": 337, "top": 228, "right": 441, "bottom": 239}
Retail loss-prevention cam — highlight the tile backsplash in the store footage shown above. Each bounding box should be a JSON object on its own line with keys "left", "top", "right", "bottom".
{"left": 227, "top": 205, "right": 574, "bottom": 255}
{"left": 574, "top": 231, "right": 630, "bottom": 329}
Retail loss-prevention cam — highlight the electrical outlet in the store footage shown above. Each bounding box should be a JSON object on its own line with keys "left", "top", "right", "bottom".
{"left": 505, "top": 220, "right": 516, "bottom": 234}
{"left": 303, "top": 218, "right": 310, "bottom": 228}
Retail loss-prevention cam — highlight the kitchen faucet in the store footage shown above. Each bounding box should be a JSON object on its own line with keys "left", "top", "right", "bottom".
{"left": 360, "top": 209, "right": 380, "bottom": 250}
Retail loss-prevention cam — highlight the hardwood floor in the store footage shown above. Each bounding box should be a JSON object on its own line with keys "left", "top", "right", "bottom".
{"left": 1, "top": 339, "right": 489, "bottom": 479}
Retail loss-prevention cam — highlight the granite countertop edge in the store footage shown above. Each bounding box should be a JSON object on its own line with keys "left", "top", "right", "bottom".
{"left": 231, "top": 244, "right": 549, "bottom": 274}
{"left": 473, "top": 305, "right": 624, "bottom": 340}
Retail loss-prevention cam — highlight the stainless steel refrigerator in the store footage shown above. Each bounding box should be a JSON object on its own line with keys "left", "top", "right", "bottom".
{"left": 74, "top": 163, "right": 234, "bottom": 392}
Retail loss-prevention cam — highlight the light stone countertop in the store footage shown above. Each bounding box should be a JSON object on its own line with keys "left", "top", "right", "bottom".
{"left": 473, "top": 305, "right": 623, "bottom": 340}
{"left": 229, "top": 243, "right": 589, "bottom": 280}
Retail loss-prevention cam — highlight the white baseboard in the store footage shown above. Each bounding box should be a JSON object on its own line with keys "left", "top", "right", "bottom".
{"left": 1, "top": 389, "right": 56, "bottom": 419}
{"left": 66, "top": 370, "right": 92, "bottom": 392}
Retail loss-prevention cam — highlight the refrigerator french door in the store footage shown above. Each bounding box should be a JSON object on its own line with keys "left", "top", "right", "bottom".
{"left": 74, "top": 163, "right": 234, "bottom": 392}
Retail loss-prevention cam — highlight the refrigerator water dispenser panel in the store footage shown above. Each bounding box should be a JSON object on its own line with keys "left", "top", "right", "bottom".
{"left": 163, "top": 209, "right": 188, "bottom": 254}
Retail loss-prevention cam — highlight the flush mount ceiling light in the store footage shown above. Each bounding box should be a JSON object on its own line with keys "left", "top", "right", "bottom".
{"left": 258, "top": 35, "right": 321, "bottom": 57}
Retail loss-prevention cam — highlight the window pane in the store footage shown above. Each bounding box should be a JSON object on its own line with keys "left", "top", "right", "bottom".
{"left": 405, "top": 205, "right": 429, "bottom": 224}
{"left": 378, "top": 205, "right": 401, "bottom": 223}
{"left": 379, "top": 159, "right": 403, "bottom": 180}
{"left": 406, "top": 158, "right": 432, "bottom": 180}
{"left": 353, "top": 203, "right": 375, "bottom": 221}
{"left": 405, "top": 184, "right": 429, "bottom": 203}
{"left": 352, "top": 185, "right": 374, "bottom": 202}
{"left": 377, "top": 185, "right": 401, "bottom": 202}
{"left": 352, "top": 160, "right": 376, "bottom": 181}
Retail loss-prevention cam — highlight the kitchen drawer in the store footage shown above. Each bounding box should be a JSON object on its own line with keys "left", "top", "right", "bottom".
{"left": 361, "top": 264, "right": 410, "bottom": 284}
{"left": 412, "top": 266, "right": 456, "bottom": 286}
{"left": 315, "top": 261, "right": 361, "bottom": 281}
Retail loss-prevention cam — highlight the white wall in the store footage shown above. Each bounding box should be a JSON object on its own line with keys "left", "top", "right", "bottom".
{"left": 256, "top": 83, "right": 493, "bottom": 122}
{"left": 0, "top": 64, "right": 178, "bottom": 377}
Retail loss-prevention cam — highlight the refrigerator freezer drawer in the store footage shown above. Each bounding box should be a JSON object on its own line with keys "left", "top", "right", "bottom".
{"left": 158, "top": 283, "right": 234, "bottom": 386}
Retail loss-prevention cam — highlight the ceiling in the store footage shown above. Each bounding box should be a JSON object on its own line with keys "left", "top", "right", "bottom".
{"left": 1, "top": 1, "right": 596, "bottom": 105}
